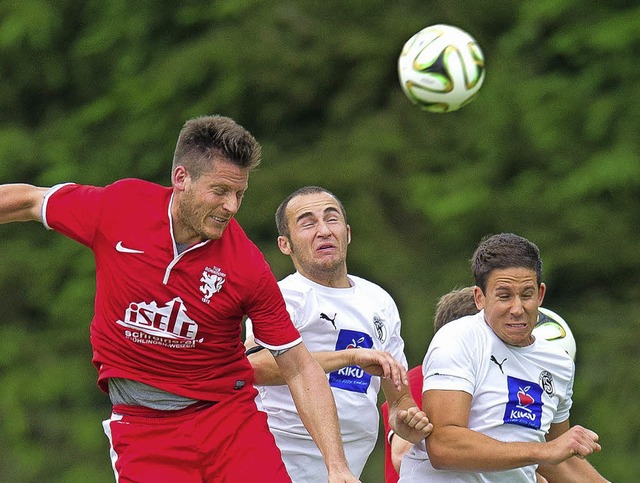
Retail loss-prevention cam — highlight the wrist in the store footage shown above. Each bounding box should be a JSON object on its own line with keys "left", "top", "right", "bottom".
{"left": 387, "top": 429, "right": 396, "bottom": 444}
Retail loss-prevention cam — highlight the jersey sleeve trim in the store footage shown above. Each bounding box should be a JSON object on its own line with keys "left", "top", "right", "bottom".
{"left": 41, "top": 183, "right": 75, "bottom": 230}
{"left": 424, "top": 373, "right": 474, "bottom": 395}
{"left": 253, "top": 336, "right": 303, "bottom": 352}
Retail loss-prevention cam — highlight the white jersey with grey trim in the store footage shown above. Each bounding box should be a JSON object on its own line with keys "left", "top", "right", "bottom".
{"left": 246, "top": 271, "right": 407, "bottom": 481}
{"left": 399, "top": 310, "right": 575, "bottom": 483}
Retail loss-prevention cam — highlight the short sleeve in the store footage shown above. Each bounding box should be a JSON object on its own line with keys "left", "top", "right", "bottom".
{"left": 43, "top": 183, "right": 105, "bottom": 247}
{"left": 422, "top": 322, "right": 477, "bottom": 395}
{"left": 247, "top": 265, "right": 301, "bottom": 350}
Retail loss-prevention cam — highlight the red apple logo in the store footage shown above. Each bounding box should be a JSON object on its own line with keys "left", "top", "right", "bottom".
{"left": 517, "top": 386, "right": 535, "bottom": 406}
{"left": 346, "top": 337, "right": 365, "bottom": 349}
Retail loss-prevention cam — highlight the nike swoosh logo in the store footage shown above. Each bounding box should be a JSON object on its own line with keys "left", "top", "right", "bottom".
{"left": 115, "top": 241, "right": 145, "bottom": 254}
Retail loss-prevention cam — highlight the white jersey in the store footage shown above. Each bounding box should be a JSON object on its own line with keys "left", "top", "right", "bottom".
{"left": 247, "top": 271, "right": 407, "bottom": 481}
{"left": 400, "top": 310, "right": 574, "bottom": 483}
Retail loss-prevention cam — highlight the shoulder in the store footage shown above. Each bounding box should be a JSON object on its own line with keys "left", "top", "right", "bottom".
{"left": 350, "top": 275, "right": 397, "bottom": 303}
{"left": 436, "top": 312, "right": 484, "bottom": 337}
{"left": 101, "top": 179, "right": 168, "bottom": 203}
{"left": 98, "top": 180, "right": 172, "bottom": 221}
{"left": 429, "top": 312, "right": 488, "bottom": 354}
{"left": 278, "top": 273, "right": 313, "bottom": 306}
{"left": 105, "top": 178, "right": 162, "bottom": 193}
{"left": 221, "top": 220, "right": 265, "bottom": 259}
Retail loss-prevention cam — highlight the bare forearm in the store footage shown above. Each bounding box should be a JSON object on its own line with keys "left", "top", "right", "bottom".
{"left": 250, "top": 349, "right": 352, "bottom": 386}
{"left": 0, "top": 184, "right": 46, "bottom": 223}
{"left": 284, "top": 355, "right": 350, "bottom": 475}
{"left": 383, "top": 380, "right": 432, "bottom": 444}
{"left": 427, "top": 427, "right": 547, "bottom": 472}
{"left": 537, "top": 458, "right": 610, "bottom": 482}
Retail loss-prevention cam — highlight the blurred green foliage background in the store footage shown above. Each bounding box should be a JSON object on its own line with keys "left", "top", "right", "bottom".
{"left": 0, "top": 1, "right": 638, "bottom": 481}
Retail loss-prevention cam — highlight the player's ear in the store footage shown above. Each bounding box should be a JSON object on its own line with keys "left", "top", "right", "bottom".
{"left": 473, "top": 286, "right": 484, "bottom": 309}
{"left": 537, "top": 283, "right": 546, "bottom": 306}
{"left": 347, "top": 225, "right": 351, "bottom": 244}
{"left": 278, "top": 236, "right": 292, "bottom": 255}
{"left": 172, "top": 166, "right": 189, "bottom": 191}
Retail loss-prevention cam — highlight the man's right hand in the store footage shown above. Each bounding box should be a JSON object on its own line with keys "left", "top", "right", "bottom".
{"left": 347, "top": 348, "right": 408, "bottom": 391}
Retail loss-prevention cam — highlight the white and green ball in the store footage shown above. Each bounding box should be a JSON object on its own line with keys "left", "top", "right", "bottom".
{"left": 398, "top": 24, "right": 485, "bottom": 113}
{"left": 533, "top": 307, "right": 577, "bottom": 361}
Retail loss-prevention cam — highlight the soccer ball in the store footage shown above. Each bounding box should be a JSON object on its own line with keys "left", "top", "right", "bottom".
{"left": 533, "top": 307, "right": 577, "bottom": 361}
{"left": 398, "top": 24, "right": 485, "bottom": 113}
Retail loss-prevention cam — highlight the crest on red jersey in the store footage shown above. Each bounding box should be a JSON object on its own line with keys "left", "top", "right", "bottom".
{"left": 200, "top": 266, "right": 226, "bottom": 304}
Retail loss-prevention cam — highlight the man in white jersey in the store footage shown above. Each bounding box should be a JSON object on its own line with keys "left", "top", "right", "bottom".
{"left": 399, "top": 233, "right": 608, "bottom": 482}
{"left": 245, "top": 186, "right": 432, "bottom": 481}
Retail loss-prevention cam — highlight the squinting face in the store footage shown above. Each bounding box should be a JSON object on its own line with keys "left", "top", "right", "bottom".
{"left": 172, "top": 158, "right": 249, "bottom": 245}
{"left": 474, "top": 267, "right": 546, "bottom": 347}
{"left": 279, "top": 192, "right": 350, "bottom": 285}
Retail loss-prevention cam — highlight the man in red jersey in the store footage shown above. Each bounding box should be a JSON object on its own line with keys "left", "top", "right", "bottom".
{"left": 0, "top": 115, "right": 359, "bottom": 483}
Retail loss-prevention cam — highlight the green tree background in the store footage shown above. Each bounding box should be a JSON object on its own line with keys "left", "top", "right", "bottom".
{"left": 0, "top": 1, "right": 638, "bottom": 481}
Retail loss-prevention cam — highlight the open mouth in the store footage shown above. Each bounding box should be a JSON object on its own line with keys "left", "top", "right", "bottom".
{"left": 317, "top": 243, "right": 336, "bottom": 252}
{"left": 210, "top": 215, "right": 228, "bottom": 225}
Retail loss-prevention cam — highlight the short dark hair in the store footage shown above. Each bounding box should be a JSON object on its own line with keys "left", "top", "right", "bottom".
{"left": 433, "top": 286, "right": 478, "bottom": 333}
{"left": 471, "top": 233, "right": 543, "bottom": 293}
{"left": 172, "top": 115, "right": 261, "bottom": 179}
{"left": 275, "top": 186, "right": 347, "bottom": 238}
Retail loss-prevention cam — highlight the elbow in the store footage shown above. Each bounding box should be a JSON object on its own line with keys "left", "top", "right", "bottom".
{"left": 251, "top": 368, "right": 266, "bottom": 385}
{"left": 425, "top": 438, "right": 452, "bottom": 470}
{"left": 248, "top": 361, "right": 274, "bottom": 386}
{"left": 428, "top": 453, "right": 448, "bottom": 471}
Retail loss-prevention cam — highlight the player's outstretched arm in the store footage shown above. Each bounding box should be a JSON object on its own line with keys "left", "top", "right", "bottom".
{"left": 0, "top": 184, "right": 48, "bottom": 224}
{"left": 246, "top": 335, "right": 406, "bottom": 390}
{"left": 274, "top": 342, "right": 360, "bottom": 483}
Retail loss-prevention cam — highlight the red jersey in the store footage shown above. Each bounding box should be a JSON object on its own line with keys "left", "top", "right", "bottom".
{"left": 381, "top": 365, "right": 423, "bottom": 483}
{"left": 42, "top": 179, "right": 300, "bottom": 402}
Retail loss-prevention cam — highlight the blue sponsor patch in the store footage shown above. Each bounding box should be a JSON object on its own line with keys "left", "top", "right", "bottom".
{"left": 329, "top": 329, "right": 373, "bottom": 393}
{"left": 503, "top": 376, "right": 543, "bottom": 429}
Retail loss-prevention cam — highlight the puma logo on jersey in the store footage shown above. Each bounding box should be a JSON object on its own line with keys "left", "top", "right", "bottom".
{"left": 490, "top": 355, "right": 507, "bottom": 374}
{"left": 115, "top": 241, "right": 145, "bottom": 254}
{"left": 320, "top": 312, "right": 337, "bottom": 329}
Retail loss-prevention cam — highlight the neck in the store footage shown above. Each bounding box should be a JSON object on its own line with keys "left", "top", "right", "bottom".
{"left": 298, "top": 267, "right": 350, "bottom": 288}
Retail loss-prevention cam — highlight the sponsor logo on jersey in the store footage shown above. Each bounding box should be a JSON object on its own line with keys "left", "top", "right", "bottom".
{"left": 503, "top": 376, "right": 543, "bottom": 429}
{"left": 329, "top": 329, "right": 374, "bottom": 393}
{"left": 200, "top": 266, "right": 226, "bottom": 304}
{"left": 115, "top": 241, "right": 145, "bottom": 254}
{"left": 490, "top": 355, "right": 507, "bottom": 374}
{"left": 117, "top": 297, "right": 203, "bottom": 348}
{"left": 373, "top": 315, "right": 387, "bottom": 343}
{"left": 320, "top": 312, "right": 337, "bottom": 329}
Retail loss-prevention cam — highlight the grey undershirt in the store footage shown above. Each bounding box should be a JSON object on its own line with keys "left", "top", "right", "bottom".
{"left": 108, "top": 378, "right": 198, "bottom": 410}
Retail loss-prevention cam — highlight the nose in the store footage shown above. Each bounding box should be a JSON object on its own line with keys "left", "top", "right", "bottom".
{"left": 222, "top": 193, "right": 241, "bottom": 215}
{"left": 510, "top": 297, "right": 525, "bottom": 317}
{"left": 316, "top": 220, "right": 332, "bottom": 236}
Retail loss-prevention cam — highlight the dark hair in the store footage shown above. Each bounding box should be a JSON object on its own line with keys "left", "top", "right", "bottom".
{"left": 433, "top": 286, "right": 478, "bottom": 333}
{"left": 275, "top": 186, "right": 347, "bottom": 238}
{"left": 172, "top": 115, "right": 261, "bottom": 179}
{"left": 471, "top": 233, "right": 543, "bottom": 293}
